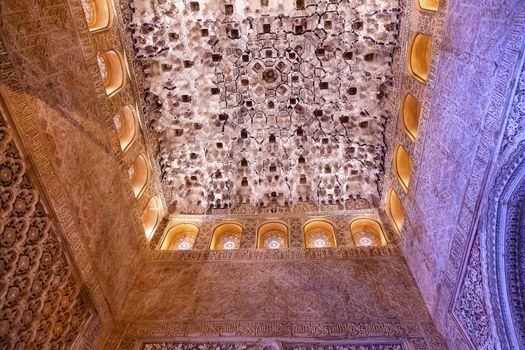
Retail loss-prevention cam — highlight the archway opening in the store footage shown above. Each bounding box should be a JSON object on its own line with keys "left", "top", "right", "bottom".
{"left": 115, "top": 106, "right": 137, "bottom": 151}
{"left": 304, "top": 220, "right": 337, "bottom": 248}
{"left": 210, "top": 222, "right": 243, "bottom": 250}
{"left": 350, "top": 218, "right": 386, "bottom": 247}
{"left": 257, "top": 222, "right": 289, "bottom": 249}
{"left": 130, "top": 154, "right": 149, "bottom": 198}
{"left": 388, "top": 189, "right": 404, "bottom": 233}
{"left": 81, "top": 0, "right": 113, "bottom": 32}
{"left": 142, "top": 196, "right": 161, "bottom": 240}
{"left": 97, "top": 50, "right": 126, "bottom": 96}
{"left": 418, "top": 0, "right": 439, "bottom": 12}
{"left": 408, "top": 33, "right": 432, "bottom": 82}
{"left": 394, "top": 145, "right": 412, "bottom": 191}
{"left": 161, "top": 223, "right": 199, "bottom": 250}
{"left": 401, "top": 93, "right": 421, "bottom": 141}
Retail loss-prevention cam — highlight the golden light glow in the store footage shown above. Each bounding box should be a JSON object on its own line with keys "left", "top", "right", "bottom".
{"left": 257, "top": 221, "right": 289, "bottom": 249}
{"left": 303, "top": 220, "right": 337, "bottom": 248}
{"left": 401, "top": 94, "right": 421, "bottom": 141}
{"left": 142, "top": 196, "right": 161, "bottom": 240}
{"left": 418, "top": 0, "right": 439, "bottom": 12}
{"left": 350, "top": 218, "right": 386, "bottom": 247}
{"left": 98, "top": 50, "right": 126, "bottom": 96}
{"left": 115, "top": 106, "right": 137, "bottom": 151}
{"left": 408, "top": 33, "right": 432, "bottom": 82}
{"left": 394, "top": 145, "right": 412, "bottom": 192}
{"left": 130, "top": 154, "right": 149, "bottom": 198}
{"left": 82, "top": 0, "right": 113, "bottom": 32}
{"left": 161, "top": 223, "right": 199, "bottom": 250}
{"left": 210, "top": 222, "right": 243, "bottom": 250}
{"left": 387, "top": 189, "right": 404, "bottom": 233}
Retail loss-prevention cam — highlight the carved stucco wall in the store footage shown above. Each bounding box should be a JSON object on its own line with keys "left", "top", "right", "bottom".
{"left": 398, "top": 0, "right": 525, "bottom": 348}
{"left": 0, "top": 0, "right": 158, "bottom": 344}
{"left": 104, "top": 248, "right": 445, "bottom": 349}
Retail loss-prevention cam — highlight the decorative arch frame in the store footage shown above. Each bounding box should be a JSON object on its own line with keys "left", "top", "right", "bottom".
{"left": 350, "top": 218, "right": 387, "bottom": 247}
{"left": 130, "top": 154, "right": 149, "bottom": 198}
{"left": 393, "top": 145, "right": 412, "bottom": 192}
{"left": 210, "top": 222, "right": 243, "bottom": 250}
{"left": 257, "top": 221, "right": 289, "bottom": 249}
{"left": 82, "top": 0, "right": 113, "bottom": 32}
{"left": 115, "top": 105, "right": 137, "bottom": 151}
{"left": 485, "top": 140, "right": 525, "bottom": 349}
{"left": 417, "top": 0, "right": 439, "bottom": 12}
{"left": 401, "top": 93, "right": 421, "bottom": 141}
{"left": 387, "top": 188, "right": 404, "bottom": 234}
{"left": 161, "top": 223, "right": 199, "bottom": 250}
{"left": 142, "top": 196, "right": 162, "bottom": 240}
{"left": 303, "top": 219, "right": 337, "bottom": 248}
{"left": 97, "top": 50, "right": 126, "bottom": 96}
{"left": 407, "top": 33, "right": 432, "bottom": 82}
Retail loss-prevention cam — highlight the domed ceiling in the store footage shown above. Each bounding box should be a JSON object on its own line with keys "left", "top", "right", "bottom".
{"left": 130, "top": 0, "right": 401, "bottom": 214}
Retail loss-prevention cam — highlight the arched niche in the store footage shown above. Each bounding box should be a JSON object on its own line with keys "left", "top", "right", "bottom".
{"left": 142, "top": 196, "right": 161, "bottom": 240}
{"left": 387, "top": 188, "right": 404, "bottom": 233}
{"left": 115, "top": 106, "right": 137, "bottom": 151}
{"left": 418, "top": 0, "right": 439, "bottom": 12}
{"left": 408, "top": 33, "right": 432, "bottom": 82}
{"left": 350, "top": 218, "right": 386, "bottom": 247}
{"left": 257, "top": 221, "right": 289, "bottom": 249}
{"left": 130, "top": 154, "right": 149, "bottom": 198}
{"left": 401, "top": 93, "right": 421, "bottom": 141}
{"left": 161, "top": 223, "right": 199, "bottom": 250}
{"left": 210, "top": 222, "right": 243, "bottom": 250}
{"left": 82, "top": 0, "right": 113, "bottom": 32}
{"left": 394, "top": 145, "right": 412, "bottom": 192}
{"left": 97, "top": 50, "right": 126, "bottom": 96}
{"left": 485, "top": 142, "right": 525, "bottom": 348}
{"left": 303, "top": 220, "right": 337, "bottom": 248}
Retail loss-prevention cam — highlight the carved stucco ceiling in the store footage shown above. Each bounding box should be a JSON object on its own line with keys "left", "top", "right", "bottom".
{"left": 130, "top": 0, "right": 400, "bottom": 213}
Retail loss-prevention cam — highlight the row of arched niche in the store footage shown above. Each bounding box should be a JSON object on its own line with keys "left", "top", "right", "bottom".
{"left": 159, "top": 218, "right": 387, "bottom": 251}
{"left": 386, "top": 0, "right": 438, "bottom": 234}
{"left": 81, "top": 0, "right": 163, "bottom": 241}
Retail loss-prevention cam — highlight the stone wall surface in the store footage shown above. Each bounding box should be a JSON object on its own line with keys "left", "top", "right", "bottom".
{"left": 399, "top": 0, "right": 525, "bottom": 348}
{"left": 0, "top": 0, "right": 153, "bottom": 333}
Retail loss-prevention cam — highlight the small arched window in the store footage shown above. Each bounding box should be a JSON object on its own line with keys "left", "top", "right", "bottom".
{"left": 350, "top": 218, "right": 386, "bottom": 247}
{"left": 304, "top": 220, "right": 337, "bottom": 248}
{"left": 418, "top": 0, "right": 439, "bottom": 12}
{"left": 81, "top": 0, "right": 113, "bottom": 32}
{"left": 394, "top": 145, "right": 412, "bottom": 192}
{"left": 161, "top": 223, "right": 199, "bottom": 250}
{"left": 114, "top": 106, "right": 137, "bottom": 151}
{"left": 408, "top": 33, "right": 432, "bottom": 82}
{"left": 257, "top": 222, "right": 289, "bottom": 249}
{"left": 142, "top": 196, "right": 161, "bottom": 240}
{"left": 97, "top": 50, "right": 126, "bottom": 96}
{"left": 130, "top": 154, "right": 149, "bottom": 198}
{"left": 401, "top": 94, "right": 421, "bottom": 141}
{"left": 387, "top": 189, "right": 404, "bottom": 233}
{"left": 210, "top": 222, "right": 243, "bottom": 250}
